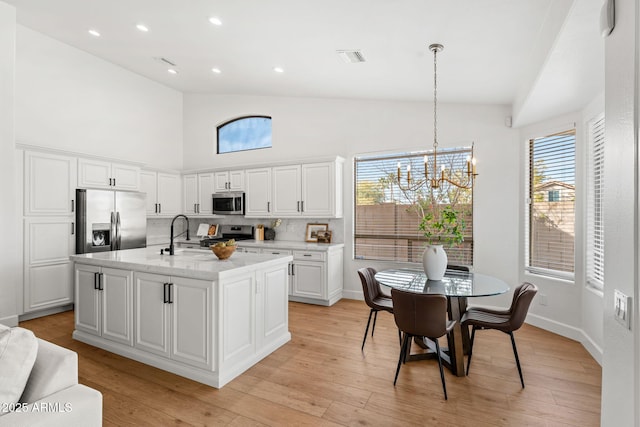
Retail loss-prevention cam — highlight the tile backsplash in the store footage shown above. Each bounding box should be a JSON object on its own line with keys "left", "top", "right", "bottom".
{"left": 147, "top": 216, "right": 344, "bottom": 246}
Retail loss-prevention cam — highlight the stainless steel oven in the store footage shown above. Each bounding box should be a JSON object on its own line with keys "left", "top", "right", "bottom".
{"left": 212, "top": 192, "right": 245, "bottom": 215}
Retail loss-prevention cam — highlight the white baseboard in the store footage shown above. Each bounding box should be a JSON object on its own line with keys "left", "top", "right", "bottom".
{"left": 0, "top": 314, "right": 19, "bottom": 327}
{"left": 342, "top": 290, "right": 363, "bottom": 300}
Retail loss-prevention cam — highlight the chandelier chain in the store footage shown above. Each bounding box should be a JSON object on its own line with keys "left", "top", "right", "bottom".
{"left": 433, "top": 45, "right": 438, "bottom": 150}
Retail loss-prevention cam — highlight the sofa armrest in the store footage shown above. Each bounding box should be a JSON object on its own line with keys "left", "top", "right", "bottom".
{"left": 0, "top": 384, "right": 102, "bottom": 427}
{"left": 19, "top": 339, "right": 78, "bottom": 404}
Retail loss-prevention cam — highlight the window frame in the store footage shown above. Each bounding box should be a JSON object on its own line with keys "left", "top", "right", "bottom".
{"left": 585, "top": 114, "right": 605, "bottom": 290}
{"left": 216, "top": 115, "right": 272, "bottom": 154}
{"left": 525, "top": 128, "right": 576, "bottom": 281}
{"left": 353, "top": 147, "right": 474, "bottom": 265}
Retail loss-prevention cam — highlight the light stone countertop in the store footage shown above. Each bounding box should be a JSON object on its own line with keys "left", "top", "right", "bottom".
{"left": 70, "top": 246, "right": 293, "bottom": 281}
{"left": 237, "top": 240, "right": 344, "bottom": 251}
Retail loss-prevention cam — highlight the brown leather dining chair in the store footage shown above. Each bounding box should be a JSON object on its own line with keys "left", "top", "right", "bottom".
{"left": 461, "top": 282, "right": 538, "bottom": 388}
{"left": 391, "top": 288, "right": 455, "bottom": 400}
{"left": 357, "top": 267, "right": 401, "bottom": 351}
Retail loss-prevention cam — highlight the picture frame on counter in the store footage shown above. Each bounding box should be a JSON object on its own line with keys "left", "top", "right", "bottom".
{"left": 305, "top": 223, "right": 328, "bottom": 242}
{"left": 316, "top": 230, "right": 332, "bottom": 243}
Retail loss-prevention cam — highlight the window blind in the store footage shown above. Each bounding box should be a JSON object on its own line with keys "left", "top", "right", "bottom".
{"left": 354, "top": 148, "right": 473, "bottom": 265}
{"left": 586, "top": 115, "right": 604, "bottom": 289}
{"left": 527, "top": 129, "right": 576, "bottom": 278}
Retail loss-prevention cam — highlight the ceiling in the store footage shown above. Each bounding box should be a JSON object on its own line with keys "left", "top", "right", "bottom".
{"left": 5, "top": 0, "right": 604, "bottom": 126}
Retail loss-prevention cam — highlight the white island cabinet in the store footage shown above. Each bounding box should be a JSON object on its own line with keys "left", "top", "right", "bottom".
{"left": 71, "top": 248, "right": 292, "bottom": 388}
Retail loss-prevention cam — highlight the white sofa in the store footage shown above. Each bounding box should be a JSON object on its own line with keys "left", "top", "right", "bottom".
{"left": 0, "top": 338, "right": 102, "bottom": 427}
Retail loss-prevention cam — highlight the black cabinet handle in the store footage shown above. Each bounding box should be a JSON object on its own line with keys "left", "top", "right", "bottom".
{"left": 113, "top": 178, "right": 116, "bottom": 187}
{"left": 94, "top": 272, "right": 99, "bottom": 290}
{"left": 163, "top": 283, "right": 169, "bottom": 303}
{"left": 159, "top": 203, "right": 162, "bottom": 214}
{"left": 297, "top": 201, "right": 300, "bottom": 212}
{"left": 301, "top": 201, "right": 304, "bottom": 212}
{"left": 71, "top": 199, "right": 75, "bottom": 212}
{"left": 71, "top": 222, "right": 75, "bottom": 235}
{"left": 168, "top": 283, "right": 174, "bottom": 304}
{"left": 267, "top": 202, "right": 270, "bottom": 212}
{"left": 98, "top": 273, "right": 104, "bottom": 291}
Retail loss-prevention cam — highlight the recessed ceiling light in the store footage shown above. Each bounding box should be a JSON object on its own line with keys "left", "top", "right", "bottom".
{"left": 168, "top": 69, "right": 178, "bottom": 75}
{"left": 212, "top": 68, "right": 221, "bottom": 74}
{"left": 136, "top": 24, "right": 149, "bottom": 32}
{"left": 273, "top": 67, "right": 284, "bottom": 73}
{"left": 88, "top": 29, "right": 100, "bottom": 37}
{"left": 209, "top": 17, "right": 222, "bottom": 26}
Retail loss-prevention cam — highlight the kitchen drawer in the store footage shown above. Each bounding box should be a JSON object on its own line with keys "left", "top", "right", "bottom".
{"left": 263, "top": 249, "right": 292, "bottom": 256}
{"left": 293, "top": 251, "right": 325, "bottom": 262}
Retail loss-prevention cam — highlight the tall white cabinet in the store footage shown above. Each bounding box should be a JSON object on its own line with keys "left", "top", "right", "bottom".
{"left": 22, "top": 150, "right": 77, "bottom": 314}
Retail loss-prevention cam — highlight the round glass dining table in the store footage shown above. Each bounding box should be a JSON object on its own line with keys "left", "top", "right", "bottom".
{"left": 374, "top": 268, "right": 510, "bottom": 376}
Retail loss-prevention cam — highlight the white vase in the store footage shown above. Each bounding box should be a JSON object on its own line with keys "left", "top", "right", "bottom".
{"left": 422, "top": 244, "right": 448, "bottom": 281}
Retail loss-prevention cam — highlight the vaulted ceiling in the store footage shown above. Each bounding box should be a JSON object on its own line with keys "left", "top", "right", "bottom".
{"left": 5, "top": 0, "right": 604, "bottom": 126}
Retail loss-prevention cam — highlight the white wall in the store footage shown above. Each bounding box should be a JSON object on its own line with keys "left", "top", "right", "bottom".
{"left": 0, "top": 2, "right": 19, "bottom": 326}
{"left": 601, "top": 0, "right": 638, "bottom": 424}
{"left": 183, "top": 94, "right": 520, "bottom": 306}
{"left": 15, "top": 26, "right": 184, "bottom": 170}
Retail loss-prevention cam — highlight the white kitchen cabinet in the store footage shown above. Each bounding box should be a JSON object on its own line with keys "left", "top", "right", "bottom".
{"left": 237, "top": 242, "right": 344, "bottom": 306}
{"left": 245, "top": 158, "right": 344, "bottom": 219}
{"left": 289, "top": 248, "right": 343, "bottom": 305}
{"left": 78, "top": 158, "right": 140, "bottom": 190}
{"left": 134, "top": 272, "right": 213, "bottom": 370}
{"left": 183, "top": 172, "right": 215, "bottom": 215}
{"left": 220, "top": 263, "right": 290, "bottom": 370}
{"left": 214, "top": 170, "right": 244, "bottom": 192}
{"left": 24, "top": 151, "right": 77, "bottom": 216}
{"left": 74, "top": 264, "right": 133, "bottom": 346}
{"left": 301, "top": 161, "right": 343, "bottom": 218}
{"left": 245, "top": 168, "right": 272, "bottom": 217}
{"left": 23, "top": 217, "right": 75, "bottom": 312}
{"left": 140, "top": 170, "right": 181, "bottom": 216}
{"left": 256, "top": 264, "right": 289, "bottom": 350}
{"left": 272, "top": 165, "right": 301, "bottom": 216}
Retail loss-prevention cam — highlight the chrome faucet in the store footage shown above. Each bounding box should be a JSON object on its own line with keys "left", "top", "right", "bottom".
{"left": 167, "top": 214, "right": 190, "bottom": 255}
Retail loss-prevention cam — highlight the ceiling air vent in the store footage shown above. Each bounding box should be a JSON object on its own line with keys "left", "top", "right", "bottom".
{"left": 336, "top": 50, "right": 366, "bottom": 63}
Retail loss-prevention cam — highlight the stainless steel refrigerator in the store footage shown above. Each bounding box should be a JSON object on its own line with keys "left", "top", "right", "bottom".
{"left": 76, "top": 189, "right": 147, "bottom": 254}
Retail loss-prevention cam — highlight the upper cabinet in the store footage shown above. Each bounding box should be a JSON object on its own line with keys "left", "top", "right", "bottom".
{"left": 140, "top": 170, "right": 182, "bottom": 217}
{"left": 183, "top": 172, "right": 215, "bottom": 216}
{"left": 245, "top": 168, "right": 272, "bottom": 217}
{"left": 214, "top": 170, "right": 244, "bottom": 193}
{"left": 78, "top": 158, "right": 140, "bottom": 191}
{"left": 24, "top": 151, "right": 77, "bottom": 216}
{"left": 245, "top": 158, "right": 343, "bottom": 219}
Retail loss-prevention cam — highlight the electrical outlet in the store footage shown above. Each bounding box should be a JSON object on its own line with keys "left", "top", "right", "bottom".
{"left": 539, "top": 293, "right": 548, "bottom": 306}
{"left": 614, "top": 289, "right": 632, "bottom": 330}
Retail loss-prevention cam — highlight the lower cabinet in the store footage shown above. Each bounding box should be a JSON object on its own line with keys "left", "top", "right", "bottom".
{"left": 72, "top": 258, "right": 291, "bottom": 388}
{"left": 237, "top": 244, "right": 344, "bottom": 306}
{"left": 74, "top": 264, "right": 133, "bottom": 346}
{"left": 134, "top": 272, "right": 213, "bottom": 370}
{"left": 23, "top": 217, "right": 75, "bottom": 313}
{"left": 220, "top": 263, "right": 289, "bottom": 371}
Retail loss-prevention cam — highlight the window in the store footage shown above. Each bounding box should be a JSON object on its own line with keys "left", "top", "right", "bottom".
{"left": 526, "top": 129, "right": 576, "bottom": 278}
{"left": 586, "top": 115, "right": 605, "bottom": 289}
{"left": 217, "top": 116, "right": 272, "bottom": 154}
{"left": 354, "top": 147, "right": 473, "bottom": 265}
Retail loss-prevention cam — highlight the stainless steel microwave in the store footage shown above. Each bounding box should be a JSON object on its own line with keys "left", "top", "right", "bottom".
{"left": 212, "top": 192, "right": 245, "bottom": 215}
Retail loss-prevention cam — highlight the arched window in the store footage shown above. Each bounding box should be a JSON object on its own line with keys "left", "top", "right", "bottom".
{"left": 217, "top": 116, "right": 272, "bottom": 154}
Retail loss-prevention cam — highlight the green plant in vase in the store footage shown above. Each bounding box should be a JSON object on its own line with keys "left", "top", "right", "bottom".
{"left": 418, "top": 205, "right": 466, "bottom": 280}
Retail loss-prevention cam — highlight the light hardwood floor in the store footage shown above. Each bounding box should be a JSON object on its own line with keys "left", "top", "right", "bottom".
{"left": 20, "top": 299, "right": 601, "bottom": 426}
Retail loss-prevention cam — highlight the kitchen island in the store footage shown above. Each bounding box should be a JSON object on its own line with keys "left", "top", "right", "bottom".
{"left": 70, "top": 247, "right": 293, "bottom": 388}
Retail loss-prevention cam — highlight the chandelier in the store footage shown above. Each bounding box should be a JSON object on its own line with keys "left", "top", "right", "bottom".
{"left": 397, "top": 43, "right": 477, "bottom": 191}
